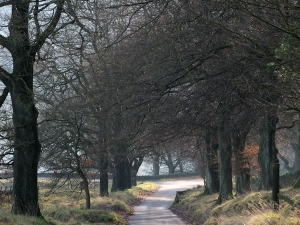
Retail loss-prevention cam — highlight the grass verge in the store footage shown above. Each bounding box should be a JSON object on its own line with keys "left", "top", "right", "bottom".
{"left": 170, "top": 185, "right": 300, "bottom": 225}
{"left": 0, "top": 181, "right": 158, "bottom": 225}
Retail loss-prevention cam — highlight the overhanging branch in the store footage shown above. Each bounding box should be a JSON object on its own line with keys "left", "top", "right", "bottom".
{"left": 0, "top": 67, "right": 11, "bottom": 88}
{"left": 31, "top": 0, "right": 65, "bottom": 54}
{"left": 0, "top": 88, "right": 9, "bottom": 107}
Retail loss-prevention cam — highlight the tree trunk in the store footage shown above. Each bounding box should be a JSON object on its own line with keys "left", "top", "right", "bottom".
{"left": 4, "top": 0, "right": 63, "bottom": 217}
{"left": 10, "top": 67, "right": 42, "bottom": 216}
{"left": 112, "top": 160, "right": 125, "bottom": 192}
{"left": 217, "top": 110, "right": 233, "bottom": 203}
{"left": 112, "top": 155, "right": 131, "bottom": 192}
{"left": 99, "top": 118, "right": 109, "bottom": 196}
{"left": 168, "top": 165, "right": 175, "bottom": 174}
{"left": 204, "top": 126, "right": 219, "bottom": 194}
{"left": 131, "top": 171, "right": 137, "bottom": 186}
{"left": 233, "top": 125, "right": 251, "bottom": 194}
{"left": 272, "top": 157, "right": 280, "bottom": 210}
{"left": 295, "top": 115, "right": 300, "bottom": 171}
{"left": 258, "top": 111, "right": 278, "bottom": 190}
{"left": 131, "top": 156, "right": 144, "bottom": 186}
{"left": 100, "top": 156, "right": 109, "bottom": 197}
{"left": 78, "top": 170, "right": 90, "bottom": 209}
{"left": 179, "top": 160, "right": 184, "bottom": 173}
{"left": 153, "top": 155, "right": 160, "bottom": 176}
{"left": 163, "top": 153, "right": 180, "bottom": 175}
{"left": 125, "top": 159, "right": 132, "bottom": 189}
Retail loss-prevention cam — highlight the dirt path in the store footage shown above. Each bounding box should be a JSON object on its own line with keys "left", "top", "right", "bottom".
{"left": 128, "top": 178, "right": 203, "bottom": 225}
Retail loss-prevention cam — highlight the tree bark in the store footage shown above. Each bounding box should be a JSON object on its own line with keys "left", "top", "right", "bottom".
{"left": 78, "top": 169, "right": 90, "bottom": 209}
{"left": 131, "top": 171, "right": 137, "bottom": 187}
{"left": 204, "top": 126, "right": 219, "bottom": 194}
{"left": 179, "top": 160, "right": 184, "bottom": 173}
{"left": 272, "top": 157, "right": 280, "bottom": 210}
{"left": 99, "top": 117, "right": 109, "bottom": 197}
{"left": 162, "top": 153, "right": 180, "bottom": 175}
{"left": 11, "top": 88, "right": 42, "bottom": 216}
{"left": 153, "top": 155, "right": 160, "bottom": 176}
{"left": 112, "top": 155, "right": 131, "bottom": 192}
{"left": 100, "top": 156, "right": 109, "bottom": 196}
{"left": 10, "top": 53, "right": 42, "bottom": 216}
{"left": 131, "top": 156, "right": 144, "bottom": 186}
{"left": 258, "top": 111, "right": 278, "bottom": 190}
{"left": 125, "top": 159, "right": 132, "bottom": 189}
{"left": 217, "top": 110, "right": 233, "bottom": 203}
{"left": 295, "top": 115, "right": 300, "bottom": 171}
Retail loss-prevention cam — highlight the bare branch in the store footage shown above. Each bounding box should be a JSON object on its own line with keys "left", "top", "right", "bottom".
{"left": 31, "top": 0, "right": 65, "bottom": 54}
{"left": 105, "top": 0, "right": 155, "bottom": 9}
{"left": 0, "top": 34, "right": 9, "bottom": 50}
{"left": 0, "top": 0, "right": 11, "bottom": 7}
{"left": 0, "top": 67, "right": 11, "bottom": 87}
{"left": 0, "top": 88, "right": 9, "bottom": 108}
{"left": 276, "top": 120, "right": 298, "bottom": 130}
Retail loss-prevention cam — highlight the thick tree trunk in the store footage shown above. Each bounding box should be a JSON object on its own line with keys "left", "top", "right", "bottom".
{"left": 100, "top": 156, "right": 109, "bottom": 197}
{"left": 258, "top": 111, "right": 278, "bottom": 190}
{"left": 5, "top": 0, "right": 63, "bottom": 217}
{"left": 11, "top": 69, "right": 42, "bottom": 216}
{"left": 99, "top": 119, "right": 109, "bottom": 197}
{"left": 125, "top": 159, "right": 132, "bottom": 189}
{"left": 163, "top": 153, "right": 180, "bottom": 175}
{"left": 217, "top": 111, "right": 233, "bottom": 203}
{"left": 111, "top": 156, "right": 131, "bottom": 192}
{"left": 153, "top": 155, "right": 160, "bottom": 176}
{"left": 111, "top": 161, "right": 125, "bottom": 192}
{"left": 204, "top": 126, "right": 219, "bottom": 194}
{"left": 168, "top": 165, "right": 175, "bottom": 174}
{"left": 294, "top": 144, "right": 300, "bottom": 172}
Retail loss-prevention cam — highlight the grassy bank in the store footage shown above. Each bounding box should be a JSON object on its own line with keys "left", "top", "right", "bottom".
{"left": 0, "top": 181, "right": 158, "bottom": 225}
{"left": 171, "top": 177, "right": 300, "bottom": 224}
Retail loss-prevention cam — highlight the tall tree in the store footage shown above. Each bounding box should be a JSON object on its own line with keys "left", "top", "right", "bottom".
{"left": 0, "top": 0, "right": 67, "bottom": 216}
{"left": 217, "top": 107, "right": 233, "bottom": 203}
{"left": 258, "top": 111, "right": 279, "bottom": 190}
{"left": 204, "top": 126, "right": 219, "bottom": 194}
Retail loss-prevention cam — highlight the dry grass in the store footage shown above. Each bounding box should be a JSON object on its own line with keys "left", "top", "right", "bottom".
{"left": 0, "top": 181, "right": 158, "bottom": 225}
{"left": 171, "top": 186, "right": 300, "bottom": 225}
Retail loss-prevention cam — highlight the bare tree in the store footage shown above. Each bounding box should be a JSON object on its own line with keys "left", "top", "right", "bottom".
{"left": 0, "top": 0, "right": 70, "bottom": 216}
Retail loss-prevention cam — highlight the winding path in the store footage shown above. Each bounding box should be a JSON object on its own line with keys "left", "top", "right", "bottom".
{"left": 128, "top": 178, "right": 203, "bottom": 225}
